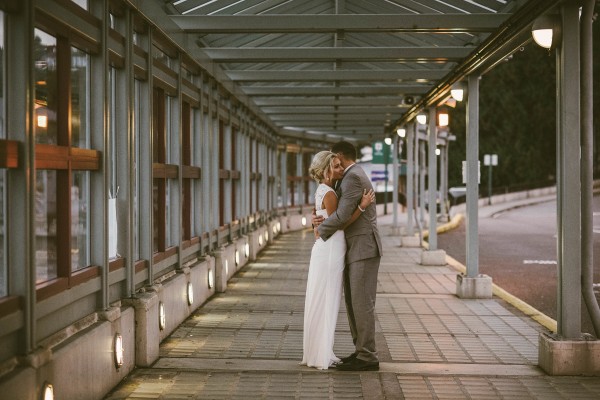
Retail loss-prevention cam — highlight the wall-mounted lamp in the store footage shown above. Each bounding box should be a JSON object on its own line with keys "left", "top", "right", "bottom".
{"left": 435, "top": 148, "right": 441, "bottom": 156}
{"left": 301, "top": 216, "right": 307, "bottom": 226}
{"left": 396, "top": 128, "right": 406, "bottom": 138}
{"left": 41, "top": 382, "right": 54, "bottom": 400}
{"left": 264, "top": 231, "right": 269, "bottom": 242}
{"left": 187, "top": 282, "right": 194, "bottom": 306}
{"left": 416, "top": 113, "right": 427, "bottom": 125}
{"left": 272, "top": 225, "right": 277, "bottom": 235}
{"left": 158, "top": 302, "right": 166, "bottom": 331}
{"left": 114, "top": 333, "right": 124, "bottom": 369}
{"left": 532, "top": 14, "right": 561, "bottom": 50}
{"left": 437, "top": 108, "right": 449, "bottom": 127}
{"left": 225, "top": 260, "right": 229, "bottom": 276}
{"left": 208, "top": 268, "right": 215, "bottom": 289}
{"left": 244, "top": 243, "right": 250, "bottom": 257}
{"left": 235, "top": 250, "right": 240, "bottom": 266}
{"left": 258, "top": 234, "right": 263, "bottom": 246}
{"left": 276, "top": 222, "right": 281, "bottom": 232}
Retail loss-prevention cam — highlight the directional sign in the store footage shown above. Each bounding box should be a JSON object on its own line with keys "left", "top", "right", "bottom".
{"left": 372, "top": 141, "right": 390, "bottom": 164}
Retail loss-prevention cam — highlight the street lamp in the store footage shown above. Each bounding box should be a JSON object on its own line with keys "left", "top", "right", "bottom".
{"left": 532, "top": 14, "right": 561, "bottom": 50}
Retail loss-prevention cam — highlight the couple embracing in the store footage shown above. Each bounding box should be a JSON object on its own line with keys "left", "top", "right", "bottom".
{"left": 300, "top": 141, "right": 383, "bottom": 371}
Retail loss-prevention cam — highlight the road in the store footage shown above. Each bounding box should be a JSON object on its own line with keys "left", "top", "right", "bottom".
{"left": 437, "top": 194, "right": 600, "bottom": 336}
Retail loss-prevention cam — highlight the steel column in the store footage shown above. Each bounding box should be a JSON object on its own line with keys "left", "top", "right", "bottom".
{"left": 392, "top": 134, "right": 399, "bottom": 229}
{"left": 466, "top": 74, "right": 480, "bottom": 278}
{"left": 427, "top": 108, "right": 438, "bottom": 250}
{"left": 556, "top": 4, "right": 582, "bottom": 339}
{"left": 406, "top": 124, "right": 415, "bottom": 236}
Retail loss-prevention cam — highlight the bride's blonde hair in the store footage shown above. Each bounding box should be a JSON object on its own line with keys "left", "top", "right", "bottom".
{"left": 309, "top": 151, "right": 337, "bottom": 183}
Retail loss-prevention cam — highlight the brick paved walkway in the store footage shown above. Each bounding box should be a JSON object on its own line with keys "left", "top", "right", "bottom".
{"left": 105, "top": 224, "right": 600, "bottom": 399}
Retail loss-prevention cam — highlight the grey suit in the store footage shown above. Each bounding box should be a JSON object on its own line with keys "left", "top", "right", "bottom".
{"left": 317, "top": 164, "right": 382, "bottom": 362}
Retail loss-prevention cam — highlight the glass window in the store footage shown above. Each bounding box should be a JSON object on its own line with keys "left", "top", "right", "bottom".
{"left": 72, "top": 0, "right": 88, "bottom": 10}
{"left": 34, "top": 29, "right": 57, "bottom": 145}
{"left": 34, "top": 30, "right": 96, "bottom": 286}
{"left": 133, "top": 80, "right": 141, "bottom": 261}
{"left": 35, "top": 170, "right": 57, "bottom": 283}
{"left": 71, "top": 171, "right": 89, "bottom": 271}
{"left": 71, "top": 46, "right": 89, "bottom": 149}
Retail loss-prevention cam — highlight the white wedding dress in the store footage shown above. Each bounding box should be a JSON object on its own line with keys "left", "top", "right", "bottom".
{"left": 301, "top": 183, "right": 346, "bottom": 370}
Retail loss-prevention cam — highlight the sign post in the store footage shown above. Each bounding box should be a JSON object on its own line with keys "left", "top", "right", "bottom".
{"left": 483, "top": 154, "right": 498, "bottom": 205}
{"left": 372, "top": 141, "right": 391, "bottom": 214}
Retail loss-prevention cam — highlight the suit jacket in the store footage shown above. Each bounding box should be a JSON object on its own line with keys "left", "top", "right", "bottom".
{"left": 317, "top": 164, "right": 383, "bottom": 264}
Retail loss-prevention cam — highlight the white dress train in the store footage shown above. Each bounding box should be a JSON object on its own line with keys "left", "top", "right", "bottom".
{"left": 301, "top": 184, "right": 346, "bottom": 370}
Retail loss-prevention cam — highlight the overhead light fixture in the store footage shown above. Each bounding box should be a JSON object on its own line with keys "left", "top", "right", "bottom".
{"left": 450, "top": 83, "right": 465, "bottom": 102}
{"left": 437, "top": 107, "right": 449, "bottom": 127}
{"left": 384, "top": 137, "right": 392, "bottom": 146}
{"left": 207, "top": 268, "right": 214, "bottom": 289}
{"left": 158, "top": 302, "right": 166, "bottom": 331}
{"left": 114, "top": 333, "right": 124, "bottom": 369}
{"left": 416, "top": 113, "right": 427, "bottom": 125}
{"left": 532, "top": 14, "right": 561, "bottom": 50}
{"left": 42, "top": 382, "right": 54, "bottom": 400}
{"left": 402, "top": 95, "right": 414, "bottom": 105}
{"left": 396, "top": 128, "right": 406, "bottom": 138}
{"left": 435, "top": 148, "right": 441, "bottom": 156}
{"left": 187, "top": 282, "right": 194, "bottom": 306}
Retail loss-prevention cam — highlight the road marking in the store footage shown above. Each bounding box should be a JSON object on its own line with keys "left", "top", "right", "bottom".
{"left": 523, "top": 260, "right": 557, "bottom": 265}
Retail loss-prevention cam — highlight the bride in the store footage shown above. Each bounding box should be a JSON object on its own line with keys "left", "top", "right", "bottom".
{"left": 301, "top": 151, "right": 375, "bottom": 370}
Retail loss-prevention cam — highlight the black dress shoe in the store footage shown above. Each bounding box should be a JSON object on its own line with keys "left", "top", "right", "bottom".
{"left": 340, "top": 352, "right": 357, "bottom": 364}
{"left": 335, "top": 358, "right": 379, "bottom": 371}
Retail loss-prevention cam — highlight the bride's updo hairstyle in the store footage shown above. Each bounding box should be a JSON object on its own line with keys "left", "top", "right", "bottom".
{"left": 309, "top": 151, "right": 337, "bottom": 183}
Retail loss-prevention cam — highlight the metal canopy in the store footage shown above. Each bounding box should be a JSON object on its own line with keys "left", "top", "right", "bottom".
{"left": 163, "top": 0, "right": 560, "bottom": 143}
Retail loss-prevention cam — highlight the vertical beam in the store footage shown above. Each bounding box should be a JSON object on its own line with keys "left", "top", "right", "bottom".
{"left": 419, "top": 139, "right": 426, "bottom": 227}
{"left": 556, "top": 4, "right": 582, "bottom": 339}
{"left": 405, "top": 123, "right": 415, "bottom": 236}
{"left": 7, "top": 0, "right": 35, "bottom": 352}
{"left": 392, "top": 134, "right": 399, "bottom": 230}
{"left": 427, "top": 108, "right": 438, "bottom": 250}
{"left": 296, "top": 148, "right": 303, "bottom": 205}
{"left": 125, "top": 8, "right": 135, "bottom": 296}
{"left": 466, "top": 74, "right": 480, "bottom": 278}
{"left": 280, "top": 146, "right": 288, "bottom": 207}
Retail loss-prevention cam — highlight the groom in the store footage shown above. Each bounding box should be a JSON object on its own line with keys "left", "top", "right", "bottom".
{"left": 314, "top": 141, "right": 382, "bottom": 371}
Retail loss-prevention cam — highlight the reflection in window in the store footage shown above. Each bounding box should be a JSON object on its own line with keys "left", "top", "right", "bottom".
{"left": 71, "top": 171, "right": 89, "bottom": 271}
{"left": 34, "top": 29, "right": 57, "bottom": 145}
{"left": 36, "top": 170, "right": 57, "bottom": 283}
{"left": 71, "top": 46, "right": 89, "bottom": 149}
{"left": 0, "top": 11, "right": 5, "bottom": 296}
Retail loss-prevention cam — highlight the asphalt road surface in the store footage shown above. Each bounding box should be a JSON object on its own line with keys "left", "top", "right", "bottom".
{"left": 437, "top": 194, "right": 600, "bottom": 336}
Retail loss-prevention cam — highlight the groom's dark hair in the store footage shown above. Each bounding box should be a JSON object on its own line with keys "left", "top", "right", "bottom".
{"left": 331, "top": 141, "right": 357, "bottom": 161}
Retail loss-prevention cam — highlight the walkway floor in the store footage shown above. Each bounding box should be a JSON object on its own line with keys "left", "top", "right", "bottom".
{"left": 105, "top": 214, "right": 600, "bottom": 399}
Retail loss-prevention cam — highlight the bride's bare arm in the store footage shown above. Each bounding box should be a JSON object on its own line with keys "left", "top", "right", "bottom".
{"left": 342, "top": 189, "right": 375, "bottom": 229}
{"left": 314, "top": 191, "right": 339, "bottom": 239}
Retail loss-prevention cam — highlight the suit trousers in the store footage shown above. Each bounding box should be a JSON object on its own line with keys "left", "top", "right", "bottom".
{"left": 343, "top": 255, "right": 380, "bottom": 362}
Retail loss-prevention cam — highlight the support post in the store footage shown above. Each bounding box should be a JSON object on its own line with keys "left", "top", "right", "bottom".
{"left": 456, "top": 74, "right": 492, "bottom": 299}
